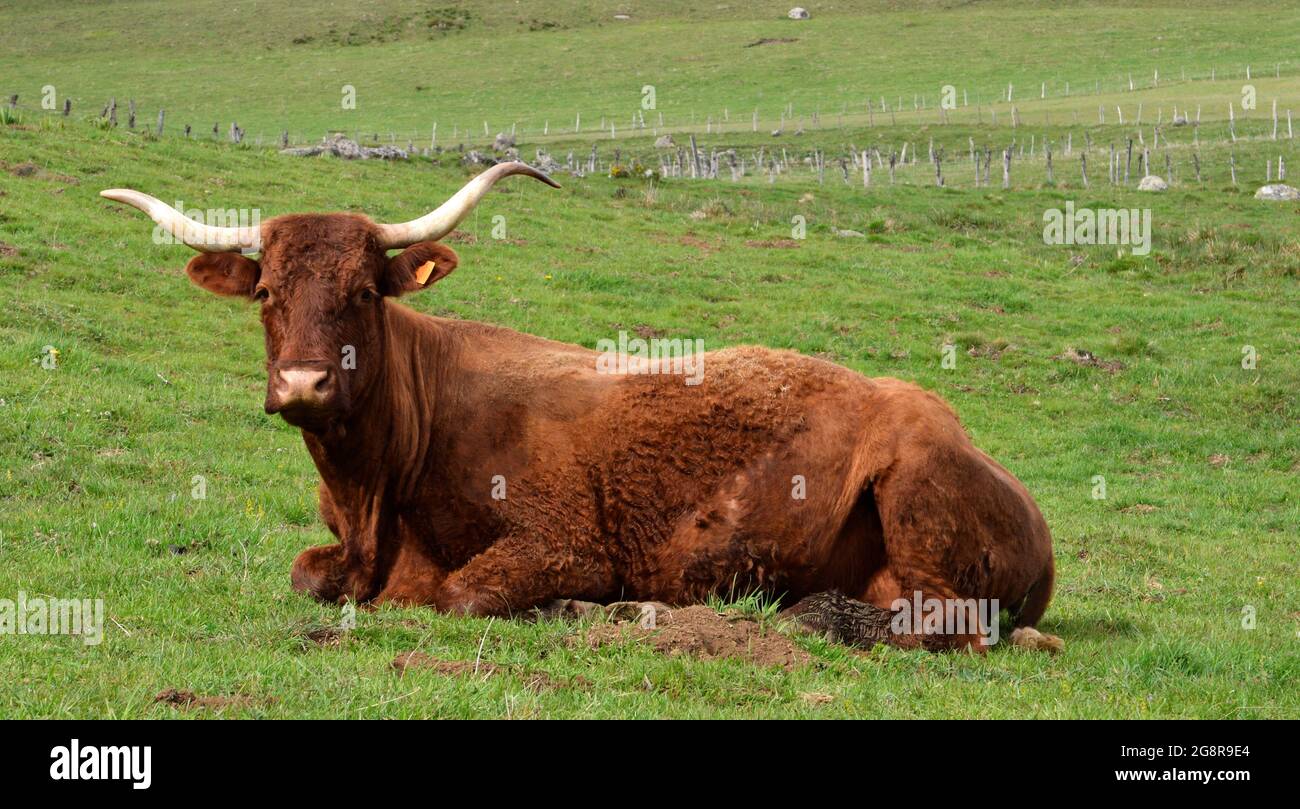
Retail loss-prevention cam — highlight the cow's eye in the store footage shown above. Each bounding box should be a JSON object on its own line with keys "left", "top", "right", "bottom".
{"left": 253, "top": 286, "right": 270, "bottom": 302}
{"left": 358, "top": 289, "right": 378, "bottom": 304}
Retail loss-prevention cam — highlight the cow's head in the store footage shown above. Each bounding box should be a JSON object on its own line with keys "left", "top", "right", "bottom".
{"left": 102, "top": 163, "right": 558, "bottom": 432}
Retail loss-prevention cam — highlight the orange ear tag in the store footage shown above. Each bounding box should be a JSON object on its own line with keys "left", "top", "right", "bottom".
{"left": 414, "top": 260, "right": 437, "bottom": 286}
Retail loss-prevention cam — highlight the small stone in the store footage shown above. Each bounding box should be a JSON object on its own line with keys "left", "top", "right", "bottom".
{"left": 1137, "top": 175, "right": 1168, "bottom": 192}
{"left": 1254, "top": 183, "right": 1300, "bottom": 201}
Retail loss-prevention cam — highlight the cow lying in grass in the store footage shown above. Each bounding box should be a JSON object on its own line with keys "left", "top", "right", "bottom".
{"left": 103, "top": 163, "right": 1056, "bottom": 652}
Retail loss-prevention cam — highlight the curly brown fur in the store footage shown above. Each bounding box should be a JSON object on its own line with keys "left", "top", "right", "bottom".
{"left": 174, "top": 212, "right": 1056, "bottom": 653}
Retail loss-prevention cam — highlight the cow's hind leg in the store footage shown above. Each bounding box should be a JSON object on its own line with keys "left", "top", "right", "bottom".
{"left": 868, "top": 439, "right": 1051, "bottom": 652}
{"left": 435, "top": 534, "right": 615, "bottom": 617}
{"left": 291, "top": 484, "right": 349, "bottom": 603}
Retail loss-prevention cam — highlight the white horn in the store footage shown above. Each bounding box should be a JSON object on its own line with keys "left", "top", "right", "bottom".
{"left": 100, "top": 189, "right": 261, "bottom": 253}
{"left": 375, "top": 161, "right": 560, "bottom": 249}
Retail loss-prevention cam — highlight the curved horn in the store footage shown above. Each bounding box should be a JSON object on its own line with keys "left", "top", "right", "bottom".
{"left": 375, "top": 161, "right": 560, "bottom": 249}
{"left": 99, "top": 189, "right": 261, "bottom": 253}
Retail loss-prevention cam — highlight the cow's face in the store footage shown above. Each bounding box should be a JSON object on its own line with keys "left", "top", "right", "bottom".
{"left": 184, "top": 214, "right": 457, "bottom": 432}
{"left": 103, "top": 162, "right": 555, "bottom": 433}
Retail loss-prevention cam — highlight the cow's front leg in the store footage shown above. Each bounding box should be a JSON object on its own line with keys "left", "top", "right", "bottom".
{"left": 292, "top": 494, "right": 397, "bottom": 603}
{"left": 374, "top": 538, "right": 448, "bottom": 607}
{"left": 291, "top": 543, "right": 348, "bottom": 604}
{"left": 292, "top": 535, "right": 411, "bottom": 605}
{"left": 435, "top": 534, "right": 613, "bottom": 617}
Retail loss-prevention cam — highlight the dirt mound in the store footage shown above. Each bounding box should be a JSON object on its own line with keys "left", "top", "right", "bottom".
{"left": 391, "top": 651, "right": 498, "bottom": 678}
{"left": 1054, "top": 347, "right": 1125, "bottom": 373}
{"left": 303, "top": 626, "right": 345, "bottom": 647}
{"left": 154, "top": 689, "right": 265, "bottom": 710}
{"left": 578, "top": 604, "right": 810, "bottom": 670}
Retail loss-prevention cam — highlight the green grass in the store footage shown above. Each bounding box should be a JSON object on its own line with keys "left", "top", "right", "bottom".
{"left": 0, "top": 1, "right": 1298, "bottom": 719}
{"left": 3, "top": 0, "right": 1300, "bottom": 142}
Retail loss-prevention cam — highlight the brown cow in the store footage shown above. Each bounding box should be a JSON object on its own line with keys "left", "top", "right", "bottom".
{"left": 103, "top": 163, "right": 1055, "bottom": 651}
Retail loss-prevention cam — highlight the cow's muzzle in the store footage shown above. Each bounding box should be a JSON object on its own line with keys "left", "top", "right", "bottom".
{"left": 265, "top": 360, "right": 342, "bottom": 428}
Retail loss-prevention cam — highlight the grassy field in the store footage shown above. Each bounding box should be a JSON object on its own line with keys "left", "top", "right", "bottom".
{"left": 1, "top": 1, "right": 1298, "bottom": 719}
{"left": 3, "top": 0, "right": 1300, "bottom": 141}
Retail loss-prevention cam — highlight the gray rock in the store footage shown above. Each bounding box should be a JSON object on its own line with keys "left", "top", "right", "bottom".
{"left": 834, "top": 228, "right": 864, "bottom": 238}
{"left": 1254, "top": 183, "right": 1300, "bottom": 201}
{"left": 533, "top": 150, "right": 564, "bottom": 174}
{"left": 1137, "top": 175, "right": 1168, "bottom": 191}
{"left": 654, "top": 134, "right": 675, "bottom": 148}
{"left": 280, "top": 132, "right": 408, "bottom": 160}
{"left": 788, "top": 7, "right": 810, "bottom": 19}
{"left": 462, "top": 150, "right": 498, "bottom": 167}
{"left": 491, "top": 132, "right": 515, "bottom": 152}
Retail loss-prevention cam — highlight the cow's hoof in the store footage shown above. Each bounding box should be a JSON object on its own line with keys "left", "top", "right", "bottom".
{"left": 291, "top": 544, "right": 347, "bottom": 604}
{"left": 434, "top": 579, "right": 504, "bottom": 617}
{"left": 1009, "top": 626, "right": 1065, "bottom": 654}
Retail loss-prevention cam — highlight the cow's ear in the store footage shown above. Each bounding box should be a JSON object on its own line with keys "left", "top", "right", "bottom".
{"left": 383, "top": 241, "right": 458, "bottom": 296}
{"left": 185, "top": 252, "right": 261, "bottom": 298}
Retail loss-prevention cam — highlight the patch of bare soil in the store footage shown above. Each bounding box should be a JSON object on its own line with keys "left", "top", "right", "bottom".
{"left": 154, "top": 689, "right": 266, "bottom": 710}
{"left": 576, "top": 604, "right": 811, "bottom": 671}
{"left": 0, "top": 242, "right": 17, "bottom": 257}
{"left": 745, "top": 37, "right": 798, "bottom": 47}
{"left": 1121, "top": 503, "right": 1159, "bottom": 514}
{"left": 1054, "top": 347, "right": 1126, "bottom": 373}
{"left": 744, "top": 239, "right": 801, "bottom": 249}
{"left": 678, "top": 234, "right": 721, "bottom": 252}
{"left": 3, "top": 160, "right": 78, "bottom": 184}
{"left": 967, "top": 342, "right": 1014, "bottom": 360}
{"left": 391, "top": 651, "right": 498, "bottom": 678}
{"left": 304, "top": 626, "right": 345, "bottom": 647}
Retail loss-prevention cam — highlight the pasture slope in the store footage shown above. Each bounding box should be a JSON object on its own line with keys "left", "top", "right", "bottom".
{"left": 0, "top": 1, "right": 1297, "bottom": 718}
